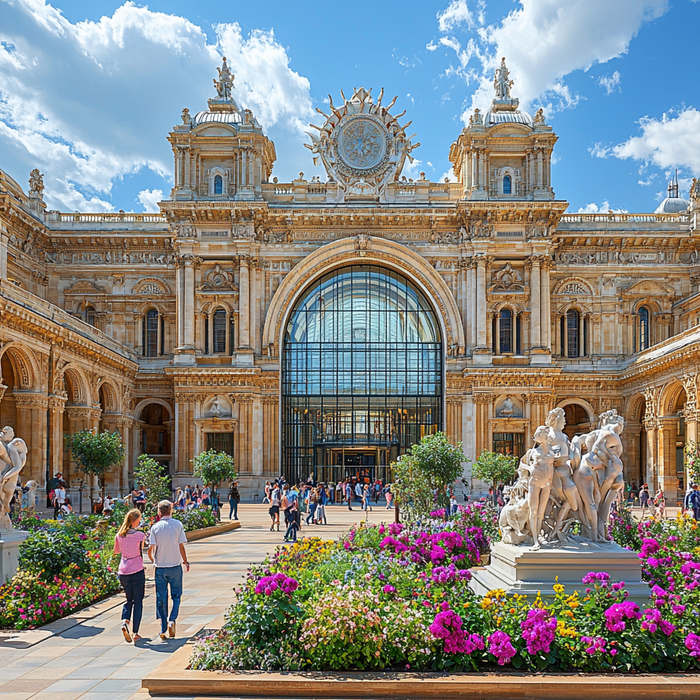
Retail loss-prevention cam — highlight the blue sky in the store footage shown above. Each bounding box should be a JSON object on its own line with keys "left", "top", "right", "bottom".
{"left": 1, "top": 0, "right": 699, "bottom": 213}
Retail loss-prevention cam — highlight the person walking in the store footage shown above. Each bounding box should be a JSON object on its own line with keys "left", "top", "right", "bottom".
{"left": 345, "top": 480, "right": 354, "bottom": 511}
{"left": 639, "top": 484, "right": 649, "bottom": 517}
{"left": 355, "top": 480, "right": 363, "bottom": 504}
{"left": 362, "top": 484, "right": 373, "bottom": 518}
{"left": 263, "top": 481, "right": 271, "bottom": 504}
{"left": 53, "top": 481, "right": 66, "bottom": 519}
{"left": 269, "top": 482, "right": 281, "bottom": 531}
{"left": 114, "top": 508, "right": 146, "bottom": 643}
{"left": 316, "top": 484, "right": 328, "bottom": 525}
{"left": 654, "top": 487, "right": 666, "bottom": 519}
{"left": 306, "top": 487, "right": 318, "bottom": 525}
{"left": 148, "top": 500, "right": 190, "bottom": 641}
{"left": 383, "top": 484, "right": 393, "bottom": 509}
{"left": 688, "top": 484, "right": 700, "bottom": 520}
{"left": 228, "top": 482, "right": 240, "bottom": 520}
{"left": 284, "top": 493, "right": 299, "bottom": 542}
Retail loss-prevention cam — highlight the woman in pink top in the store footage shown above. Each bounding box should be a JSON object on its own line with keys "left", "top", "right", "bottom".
{"left": 113, "top": 508, "right": 146, "bottom": 642}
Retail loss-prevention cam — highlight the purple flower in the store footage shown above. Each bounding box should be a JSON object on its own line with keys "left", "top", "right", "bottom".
{"left": 581, "top": 636, "right": 607, "bottom": 655}
{"left": 520, "top": 608, "right": 557, "bottom": 655}
{"left": 604, "top": 600, "right": 640, "bottom": 633}
{"left": 582, "top": 571, "right": 610, "bottom": 586}
{"left": 429, "top": 602, "right": 485, "bottom": 655}
{"left": 685, "top": 633, "right": 700, "bottom": 658}
{"left": 382, "top": 584, "right": 396, "bottom": 595}
{"left": 488, "top": 630, "right": 516, "bottom": 666}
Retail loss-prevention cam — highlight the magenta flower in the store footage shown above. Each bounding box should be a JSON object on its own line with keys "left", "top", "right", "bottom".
{"left": 487, "top": 630, "right": 516, "bottom": 666}
{"left": 520, "top": 608, "right": 557, "bottom": 655}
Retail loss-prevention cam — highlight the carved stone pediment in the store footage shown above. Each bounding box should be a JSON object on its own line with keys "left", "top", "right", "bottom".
{"left": 489, "top": 263, "right": 524, "bottom": 293}
{"left": 198, "top": 264, "right": 238, "bottom": 293}
{"left": 64, "top": 280, "right": 106, "bottom": 295}
{"left": 621, "top": 279, "right": 675, "bottom": 299}
{"left": 133, "top": 278, "right": 170, "bottom": 295}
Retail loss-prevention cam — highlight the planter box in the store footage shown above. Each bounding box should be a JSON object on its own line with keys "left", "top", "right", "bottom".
{"left": 143, "top": 643, "right": 700, "bottom": 699}
{"left": 186, "top": 520, "right": 240, "bottom": 542}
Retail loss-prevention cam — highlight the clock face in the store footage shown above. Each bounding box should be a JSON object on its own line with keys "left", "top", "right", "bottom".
{"left": 338, "top": 117, "right": 387, "bottom": 171}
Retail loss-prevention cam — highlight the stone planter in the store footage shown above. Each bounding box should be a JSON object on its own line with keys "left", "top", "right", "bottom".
{"left": 186, "top": 520, "right": 240, "bottom": 542}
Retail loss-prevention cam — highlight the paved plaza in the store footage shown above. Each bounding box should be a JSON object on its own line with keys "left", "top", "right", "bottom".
{"left": 0, "top": 504, "right": 390, "bottom": 700}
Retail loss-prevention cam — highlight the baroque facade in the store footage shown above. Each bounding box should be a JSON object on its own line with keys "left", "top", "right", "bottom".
{"left": 2, "top": 58, "right": 700, "bottom": 502}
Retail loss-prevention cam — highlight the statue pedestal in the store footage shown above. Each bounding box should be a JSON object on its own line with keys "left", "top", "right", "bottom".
{"left": 0, "top": 530, "right": 30, "bottom": 583}
{"left": 470, "top": 540, "right": 649, "bottom": 603}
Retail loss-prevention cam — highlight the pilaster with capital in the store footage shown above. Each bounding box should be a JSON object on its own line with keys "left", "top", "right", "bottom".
{"left": 526, "top": 256, "right": 542, "bottom": 349}
{"left": 13, "top": 393, "right": 48, "bottom": 484}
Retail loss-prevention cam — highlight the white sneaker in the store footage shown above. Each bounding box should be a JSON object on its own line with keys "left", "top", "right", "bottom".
{"left": 168, "top": 620, "right": 176, "bottom": 638}
{"left": 121, "top": 621, "right": 132, "bottom": 643}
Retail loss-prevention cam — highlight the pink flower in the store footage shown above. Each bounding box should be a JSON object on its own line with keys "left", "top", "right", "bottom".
{"left": 488, "top": 630, "right": 516, "bottom": 666}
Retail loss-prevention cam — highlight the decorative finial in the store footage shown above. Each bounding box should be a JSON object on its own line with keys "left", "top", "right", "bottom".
{"left": 28, "top": 169, "right": 44, "bottom": 199}
{"left": 181, "top": 107, "right": 191, "bottom": 125}
{"left": 494, "top": 57, "right": 514, "bottom": 100}
{"left": 213, "top": 56, "right": 234, "bottom": 101}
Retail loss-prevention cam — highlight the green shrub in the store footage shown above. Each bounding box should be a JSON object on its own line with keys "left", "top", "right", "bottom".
{"left": 19, "top": 530, "right": 89, "bottom": 581}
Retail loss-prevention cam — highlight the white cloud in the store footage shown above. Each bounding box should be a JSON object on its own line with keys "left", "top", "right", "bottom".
{"left": 609, "top": 108, "right": 700, "bottom": 172}
{"left": 589, "top": 142, "right": 611, "bottom": 158}
{"left": 137, "top": 188, "right": 163, "bottom": 212}
{"left": 577, "top": 200, "right": 628, "bottom": 214}
{"left": 599, "top": 71, "right": 621, "bottom": 94}
{"left": 437, "top": 0, "right": 475, "bottom": 32}
{"left": 431, "top": 0, "right": 668, "bottom": 119}
{"left": 0, "top": 1, "right": 315, "bottom": 211}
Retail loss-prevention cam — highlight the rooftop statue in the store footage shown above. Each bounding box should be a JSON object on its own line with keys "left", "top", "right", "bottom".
{"left": 29, "top": 168, "right": 44, "bottom": 198}
{"left": 213, "top": 57, "right": 234, "bottom": 101}
{"left": 494, "top": 57, "right": 514, "bottom": 100}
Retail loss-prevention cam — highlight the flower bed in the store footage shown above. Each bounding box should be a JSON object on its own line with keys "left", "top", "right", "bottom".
{"left": 191, "top": 505, "right": 700, "bottom": 674}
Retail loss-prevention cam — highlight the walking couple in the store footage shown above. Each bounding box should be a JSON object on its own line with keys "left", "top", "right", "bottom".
{"left": 113, "top": 500, "right": 190, "bottom": 643}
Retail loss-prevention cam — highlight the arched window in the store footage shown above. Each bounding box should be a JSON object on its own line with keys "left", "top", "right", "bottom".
{"left": 213, "top": 309, "right": 227, "bottom": 353}
{"left": 214, "top": 175, "right": 223, "bottom": 195}
{"left": 503, "top": 174, "right": 512, "bottom": 195}
{"left": 83, "top": 304, "right": 96, "bottom": 326}
{"left": 566, "top": 309, "right": 580, "bottom": 358}
{"left": 499, "top": 308, "right": 512, "bottom": 353}
{"left": 143, "top": 309, "right": 159, "bottom": 357}
{"left": 638, "top": 306, "right": 650, "bottom": 351}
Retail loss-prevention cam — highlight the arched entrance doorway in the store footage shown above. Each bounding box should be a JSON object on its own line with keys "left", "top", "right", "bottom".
{"left": 282, "top": 264, "right": 443, "bottom": 484}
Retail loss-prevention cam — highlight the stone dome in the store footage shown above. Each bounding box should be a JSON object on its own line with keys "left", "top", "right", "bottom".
{"left": 654, "top": 178, "right": 688, "bottom": 214}
{"left": 485, "top": 108, "right": 533, "bottom": 127}
{"left": 192, "top": 110, "right": 243, "bottom": 127}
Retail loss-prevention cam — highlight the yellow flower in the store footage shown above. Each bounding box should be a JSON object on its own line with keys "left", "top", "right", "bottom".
{"left": 553, "top": 583, "right": 565, "bottom": 594}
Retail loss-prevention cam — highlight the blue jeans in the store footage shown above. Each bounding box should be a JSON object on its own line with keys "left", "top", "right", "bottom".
{"left": 306, "top": 503, "right": 317, "bottom": 524}
{"left": 119, "top": 569, "right": 145, "bottom": 633}
{"left": 155, "top": 566, "right": 183, "bottom": 633}
{"left": 229, "top": 499, "right": 238, "bottom": 520}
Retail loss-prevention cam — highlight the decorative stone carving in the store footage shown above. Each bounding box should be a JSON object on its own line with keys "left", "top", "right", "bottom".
{"left": 198, "top": 264, "right": 237, "bottom": 292}
{"left": 28, "top": 169, "right": 44, "bottom": 198}
{"left": 491, "top": 263, "right": 524, "bottom": 292}
{"left": 499, "top": 408, "right": 626, "bottom": 548}
{"left": 306, "top": 87, "right": 419, "bottom": 202}
{"left": 0, "top": 426, "right": 28, "bottom": 531}
{"left": 213, "top": 57, "right": 234, "bottom": 101}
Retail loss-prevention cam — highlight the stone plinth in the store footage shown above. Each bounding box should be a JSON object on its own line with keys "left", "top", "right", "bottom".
{"left": 470, "top": 539, "right": 649, "bottom": 602}
{"left": 0, "top": 529, "right": 30, "bottom": 582}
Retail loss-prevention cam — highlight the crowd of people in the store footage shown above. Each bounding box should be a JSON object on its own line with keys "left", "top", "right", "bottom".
{"left": 262, "top": 477, "right": 394, "bottom": 542}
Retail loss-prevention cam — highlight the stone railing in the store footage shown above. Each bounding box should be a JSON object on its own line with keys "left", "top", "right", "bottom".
{"left": 560, "top": 212, "right": 689, "bottom": 224}
{"left": 0, "top": 279, "right": 138, "bottom": 363}
{"left": 47, "top": 211, "right": 167, "bottom": 223}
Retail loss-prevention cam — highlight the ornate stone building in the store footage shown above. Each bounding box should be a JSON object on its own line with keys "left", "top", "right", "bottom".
{"left": 2, "top": 58, "right": 699, "bottom": 502}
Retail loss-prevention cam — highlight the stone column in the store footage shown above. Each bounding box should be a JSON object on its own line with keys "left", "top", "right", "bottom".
{"left": 475, "top": 256, "right": 488, "bottom": 350}
{"left": 236, "top": 395, "right": 253, "bottom": 473}
{"left": 262, "top": 396, "right": 279, "bottom": 476}
{"left": 467, "top": 259, "right": 476, "bottom": 351}
{"left": 644, "top": 418, "right": 657, "bottom": 487}
{"left": 252, "top": 395, "right": 263, "bottom": 476}
{"left": 13, "top": 393, "right": 48, "bottom": 485}
{"left": 540, "top": 257, "right": 552, "bottom": 352}
{"left": 183, "top": 259, "right": 196, "bottom": 348}
{"left": 656, "top": 418, "right": 678, "bottom": 503}
{"left": 238, "top": 256, "right": 251, "bottom": 349}
{"left": 174, "top": 393, "right": 193, "bottom": 479}
{"left": 527, "top": 256, "right": 541, "bottom": 349}
{"left": 48, "top": 394, "right": 66, "bottom": 486}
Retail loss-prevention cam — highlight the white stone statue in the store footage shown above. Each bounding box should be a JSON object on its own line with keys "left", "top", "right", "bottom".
{"left": 213, "top": 57, "right": 234, "bottom": 100}
{"left": 500, "top": 408, "right": 627, "bottom": 548}
{"left": 24, "top": 480, "right": 38, "bottom": 513}
{"left": 0, "top": 426, "right": 29, "bottom": 531}
{"left": 494, "top": 57, "right": 514, "bottom": 100}
{"left": 210, "top": 397, "right": 223, "bottom": 418}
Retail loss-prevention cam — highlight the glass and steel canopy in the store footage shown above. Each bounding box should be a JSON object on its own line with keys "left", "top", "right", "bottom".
{"left": 282, "top": 265, "right": 443, "bottom": 484}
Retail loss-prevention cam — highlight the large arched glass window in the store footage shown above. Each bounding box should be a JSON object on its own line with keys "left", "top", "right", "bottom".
{"left": 144, "top": 309, "right": 159, "bottom": 357}
{"left": 503, "top": 174, "right": 512, "bottom": 194}
{"left": 214, "top": 175, "right": 223, "bottom": 195}
{"left": 213, "top": 309, "right": 227, "bottom": 353}
{"left": 566, "top": 309, "right": 580, "bottom": 358}
{"left": 638, "top": 306, "right": 650, "bottom": 351}
{"left": 282, "top": 265, "right": 442, "bottom": 485}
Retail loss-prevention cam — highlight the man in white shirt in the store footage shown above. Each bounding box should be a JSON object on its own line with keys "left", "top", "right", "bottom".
{"left": 148, "top": 500, "right": 190, "bottom": 640}
{"left": 53, "top": 483, "right": 66, "bottom": 519}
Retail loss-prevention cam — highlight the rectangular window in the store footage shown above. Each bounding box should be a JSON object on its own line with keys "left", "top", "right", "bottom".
{"left": 206, "top": 432, "right": 234, "bottom": 456}
{"left": 146, "top": 312, "right": 159, "bottom": 358}
{"left": 204, "top": 317, "right": 209, "bottom": 355}
{"left": 229, "top": 317, "right": 236, "bottom": 355}
{"left": 214, "top": 311, "right": 227, "bottom": 353}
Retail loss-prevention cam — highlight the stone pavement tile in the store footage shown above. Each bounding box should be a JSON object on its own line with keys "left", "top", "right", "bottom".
{"left": 61, "top": 665, "right": 123, "bottom": 680}
{"left": 4, "top": 658, "right": 50, "bottom": 670}
{"left": 81, "top": 692, "right": 137, "bottom": 700}
{"left": 0, "top": 693, "right": 34, "bottom": 700}
{"left": 30, "top": 694, "right": 93, "bottom": 700}
{"left": 89, "top": 679, "right": 141, "bottom": 694}
{"left": 0, "top": 679, "right": 55, "bottom": 693}
{"left": 40, "top": 679, "right": 99, "bottom": 694}
{"left": 14, "top": 667, "right": 81, "bottom": 681}
{"left": 0, "top": 670, "right": 31, "bottom": 684}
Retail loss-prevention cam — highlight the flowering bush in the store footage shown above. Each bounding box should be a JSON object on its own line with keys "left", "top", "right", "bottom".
{"left": 190, "top": 509, "right": 700, "bottom": 674}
